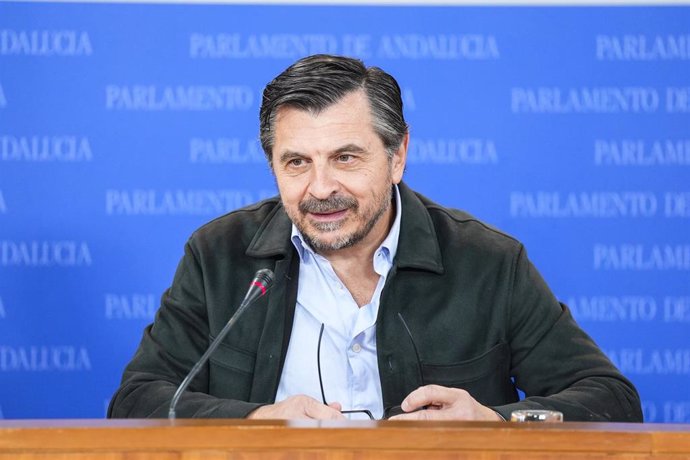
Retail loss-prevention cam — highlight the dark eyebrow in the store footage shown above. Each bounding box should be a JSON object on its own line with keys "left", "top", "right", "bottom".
{"left": 278, "top": 150, "right": 304, "bottom": 164}
{"left": 333, "top": 144, "right": 367, "bottom": 155}
{"left": 278, "top": 144, "right": 368, "bottom": 164}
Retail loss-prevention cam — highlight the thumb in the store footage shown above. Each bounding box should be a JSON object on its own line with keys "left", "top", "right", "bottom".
{"left": 328, "top": 401, "right": 343, "bottom": 411}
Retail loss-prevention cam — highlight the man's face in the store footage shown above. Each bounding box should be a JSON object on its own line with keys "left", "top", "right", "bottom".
{"left": 271, "top": 90, "right": 407, "bottom": 254}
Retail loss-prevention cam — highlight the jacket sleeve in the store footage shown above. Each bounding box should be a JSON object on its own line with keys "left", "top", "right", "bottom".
{"left": 492, "top": 246, "right": 643, "bottom": 422}
{"left": 107, "top": 240, "right": 264, "bottom": 419}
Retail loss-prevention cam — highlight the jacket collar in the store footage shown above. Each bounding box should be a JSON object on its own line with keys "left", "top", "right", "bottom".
{"left": 246, "top": 182, "right": 444, "bottom": 274}
{"left": 245, "top": 202, "right": 293, "bottom": 258}
{"left": 395, "top": 182, "right": 444, "bottom": 274}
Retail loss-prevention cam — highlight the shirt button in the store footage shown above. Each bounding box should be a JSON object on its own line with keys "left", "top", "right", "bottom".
{"left": 352, "top": 343, "right": 362, "bottom": 353}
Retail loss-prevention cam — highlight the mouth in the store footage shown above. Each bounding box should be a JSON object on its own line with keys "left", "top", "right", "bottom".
{"left": 308, "top": 209, "right": 349, "bottom": 222}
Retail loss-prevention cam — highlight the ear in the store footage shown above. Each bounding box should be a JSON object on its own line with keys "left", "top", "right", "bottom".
{"left": 390, "top": 133, "right": 409, "bottom": 184}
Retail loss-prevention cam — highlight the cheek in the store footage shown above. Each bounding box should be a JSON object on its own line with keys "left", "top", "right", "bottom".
{"left": 276, "top": 179, "right": 305, "bottom": 208}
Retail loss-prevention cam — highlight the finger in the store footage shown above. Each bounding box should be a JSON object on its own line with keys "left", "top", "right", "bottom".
{"left": 401, "top": 385, "right": 456, "bottom": 411}
{"left": 304, "top": 399, "right": 346, "bottom": 420}
{"left": 389, "top": 409, "right": 431, "bottom": 421}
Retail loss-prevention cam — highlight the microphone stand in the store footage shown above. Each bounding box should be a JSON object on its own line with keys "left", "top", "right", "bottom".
{"left": 168, "top": 269, "right": 273, "bottom": 419}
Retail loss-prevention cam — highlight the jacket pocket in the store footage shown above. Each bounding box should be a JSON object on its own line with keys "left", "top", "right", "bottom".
{"left": 207, "top": 335, "right": 256, "bottom": 400}
{"left": 421, "top": 342, "right": 517, "bottom": 406}
{"left": 208, "top": 335, "right": 256, "bottom": 373}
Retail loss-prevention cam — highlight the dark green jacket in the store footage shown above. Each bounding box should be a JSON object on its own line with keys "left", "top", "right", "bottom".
{"left": 108, "top": 182, "right": 642, "bottom": 421}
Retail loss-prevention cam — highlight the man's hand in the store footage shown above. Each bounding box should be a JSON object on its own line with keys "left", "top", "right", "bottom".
{"left": 388, "top": 385, "right": 503, "bottom": 421}
{"left": 247, "top": 395, "right": 346, "bottom": 420}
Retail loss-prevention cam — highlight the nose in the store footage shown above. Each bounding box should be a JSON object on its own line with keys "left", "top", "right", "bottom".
{"left": 307, "top": 163, "right": 340, "bottom": 200}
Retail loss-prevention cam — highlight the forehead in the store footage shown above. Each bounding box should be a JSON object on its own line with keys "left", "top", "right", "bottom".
{"left": 273, "top": 90, "right": 383, "bottom": 154}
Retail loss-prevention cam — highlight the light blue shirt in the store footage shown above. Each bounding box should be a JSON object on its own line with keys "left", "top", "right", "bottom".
{"left": 275, "top": 185, "right": 402, "bottom": 419}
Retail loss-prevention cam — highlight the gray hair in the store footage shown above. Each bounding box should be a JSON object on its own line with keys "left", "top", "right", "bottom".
{"left": 259, "top": 54, "right": 409, "bottom": 163}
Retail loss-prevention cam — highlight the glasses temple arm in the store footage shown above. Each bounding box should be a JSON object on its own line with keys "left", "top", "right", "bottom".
{"left": 317, "top": 323, "right": 328, "bottom": 405}
{"left": 397, "top": 312, "right": 425, "bottom": 386}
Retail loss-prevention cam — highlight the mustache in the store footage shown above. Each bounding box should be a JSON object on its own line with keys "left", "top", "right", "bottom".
{"left": 299, "top": 195, "right": 358, "bottom": 214}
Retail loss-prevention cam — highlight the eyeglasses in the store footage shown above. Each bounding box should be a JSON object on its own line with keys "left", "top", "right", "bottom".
{"left": 316, "top": 313, "right": 424, "bottom": 420}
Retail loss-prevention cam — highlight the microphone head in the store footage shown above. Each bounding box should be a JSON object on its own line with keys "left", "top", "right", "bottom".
{"left": 252, "top": 268, "right": 275, "bottom": 295}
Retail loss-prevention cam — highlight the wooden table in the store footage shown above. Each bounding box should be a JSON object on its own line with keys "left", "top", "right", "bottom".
{"left": 1, "top": 419, "right": 689, "bottom": 459}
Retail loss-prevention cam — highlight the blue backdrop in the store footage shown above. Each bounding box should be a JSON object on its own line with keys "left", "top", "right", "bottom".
{"left": 0, "top": 2, "right": 688, "bottom": 422}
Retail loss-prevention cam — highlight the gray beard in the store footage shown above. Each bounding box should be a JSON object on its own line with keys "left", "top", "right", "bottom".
{"left": 297, "top": 186, "right": 393, "bottom": 252}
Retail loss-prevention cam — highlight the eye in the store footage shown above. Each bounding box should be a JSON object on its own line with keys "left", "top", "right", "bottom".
{"left": 287, "top": 158, "right": 304, "bottom": 167}
{"left": 337, "top": 154, "right": 354, "bottom": 162}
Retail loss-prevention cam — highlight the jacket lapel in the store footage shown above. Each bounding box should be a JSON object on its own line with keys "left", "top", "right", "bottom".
{"left": 377, "top": 182, "right": 445, "bottom": 409}
{"left": 245, "top": 202, "right": 299, "bottom": 403}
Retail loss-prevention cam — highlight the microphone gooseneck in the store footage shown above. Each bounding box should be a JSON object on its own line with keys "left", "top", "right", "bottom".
{"left": 168, "top": 268, "right": 275, "bottom": 419}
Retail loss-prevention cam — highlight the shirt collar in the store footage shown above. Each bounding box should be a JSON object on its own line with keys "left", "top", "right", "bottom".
{"left": 291, "top": 184, "right": 402, "bottom": 263}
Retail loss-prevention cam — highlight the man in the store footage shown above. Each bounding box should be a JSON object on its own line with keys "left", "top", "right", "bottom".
{"left": 108, "top": 54, "right": 642, "bottom": 422}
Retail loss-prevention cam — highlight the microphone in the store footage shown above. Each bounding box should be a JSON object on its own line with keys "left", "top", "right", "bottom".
{"left": 168, "top": 268, "right": 275, "bottom": 419}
